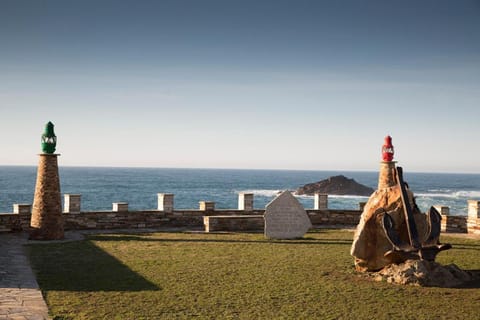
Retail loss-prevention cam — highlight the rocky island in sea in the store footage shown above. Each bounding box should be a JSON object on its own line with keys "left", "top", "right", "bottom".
{"left": 296, "top": 175, "right": 374, "bottom": 196}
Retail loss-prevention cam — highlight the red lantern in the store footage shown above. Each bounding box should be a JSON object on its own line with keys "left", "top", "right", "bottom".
{"left": 382, "top": 135, "right": 394, "bottom": 161}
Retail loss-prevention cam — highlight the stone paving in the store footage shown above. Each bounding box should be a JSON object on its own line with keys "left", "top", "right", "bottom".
{"left": 0, "top": 233, "right": 50, "bottom": 320}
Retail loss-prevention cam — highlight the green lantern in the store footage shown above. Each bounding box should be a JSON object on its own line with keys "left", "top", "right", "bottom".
{"left": 41, "top": 122, "right": 57, "bottom": 154}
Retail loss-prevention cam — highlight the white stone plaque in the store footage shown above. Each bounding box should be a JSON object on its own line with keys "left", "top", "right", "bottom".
{"left": 264, "top": 191, "right": 312, "bottom": 239}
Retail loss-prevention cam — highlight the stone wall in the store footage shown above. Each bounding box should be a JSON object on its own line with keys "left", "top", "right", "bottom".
{"left": 441, "top": 215, "right": 468, "bottom": 233}
{"left": 0, "top": 213, "right": 32, "bottom": 232}
{"left": 307, "top": 209, "right": 361, "bottom": 226}
{"left": 0, "top": 208, "right": 362, "bottom": 233}
{"left": 204, "top": 215, "right": 264, "bottom": 232}
{"left": 1, "top": 194, "right": 479, "bottom": 234}
{"left": 467, "top": 200, "right": 480, "bottom": 235}
{"left": 0, "top": 208, "right": 476, "bottom": 234}
{"left": 467, "top": 216, "right": 480, "bottom": 235}
{"left": 64, "top": 210, "right": 172, "bottom": 230}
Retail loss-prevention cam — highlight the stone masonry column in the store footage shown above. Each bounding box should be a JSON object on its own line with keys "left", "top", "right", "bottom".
{"left": 238, "top": 193, "right": 253, "bottom": 211}
{"left": 468, "top": 200, "right": 480, "bottom": 220}
{"left": 158, "top": 193, "right": 174, "bottom": 213}
{"left": 378, "top": 161, "right": 397, "bottom": 189}
{"left": 30, "top": 154, "right": 64, "bottom": 240}
{"left": 467, "top": 200, "right": 480, "bottom": 234}
{"left": 64, "top": 194, "right": 81, "bottom": 213}
{"left": 199, "top": 201, "right": 215, "bottom": 212}
{"left": 314, "top": 193, "right": 328, "bottom": 210}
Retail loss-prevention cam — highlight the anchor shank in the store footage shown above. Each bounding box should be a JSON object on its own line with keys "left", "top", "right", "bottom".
{"left": 396, "top": 167, "right": 421, "bottom": 249}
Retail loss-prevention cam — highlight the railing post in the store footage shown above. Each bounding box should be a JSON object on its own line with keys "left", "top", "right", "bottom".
{"left": 359, "top": 202, "right": 367, "bottom": 211}
{"left": 467, "top": 200, "right": 480, "bottom": 234}
{"left": 113, "top": 202, "right": 128, "bottom": 212}
{"left": 238, "top": 193, "right": 254, "bottom": 211}
{"left": 314, "top": 193, "right": 328, "bottom": 210}
{"left": 435, "top": 205, "right": 450, "bottom": 232}
{"left": 199, "top": 201, "right": 215, "bottom": 212}
{"left": 13, "top": 204, "right": 32, "bottom": 214}
{"left": 158, "top": 193, "right": 174, "bottom": 213}
{"left": 64, "top": 194, "right": 81, "bottom": 213}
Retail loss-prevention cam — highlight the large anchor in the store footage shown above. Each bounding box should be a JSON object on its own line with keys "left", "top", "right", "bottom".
{"left": 382, "top": 166, "right": 451, "bottom": 262}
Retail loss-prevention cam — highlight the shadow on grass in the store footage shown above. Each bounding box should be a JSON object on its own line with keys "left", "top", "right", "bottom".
{"left": 456, "top": 272, "right": 480, "bottom": 288}
{"left": 27, "top": 240, "right": 160, "bottom": 292}
{"left": 448, "top": 243, "right": 480, "bottom": 251}
{"left": 86, "top": 234, "right": 353, "bottom": 246}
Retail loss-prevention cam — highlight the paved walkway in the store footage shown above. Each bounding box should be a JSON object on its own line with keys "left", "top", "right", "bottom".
{"left": 0, "top": 233, "right": 50, "bottom": 320}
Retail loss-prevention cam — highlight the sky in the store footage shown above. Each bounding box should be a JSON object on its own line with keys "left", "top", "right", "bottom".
{"left": 1, "top": 0, "right": 479, "bottom": 172}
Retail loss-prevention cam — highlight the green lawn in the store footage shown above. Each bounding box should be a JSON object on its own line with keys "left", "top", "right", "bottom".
{"left": 27, "top": 230, "right": 480, "bottom": 320}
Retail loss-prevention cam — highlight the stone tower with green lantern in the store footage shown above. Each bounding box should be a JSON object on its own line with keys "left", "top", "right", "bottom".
{"left": 30, "top": 121, "right": 64, "bottom": 240}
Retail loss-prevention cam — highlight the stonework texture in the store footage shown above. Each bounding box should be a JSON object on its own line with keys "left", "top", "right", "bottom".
{"left": 30, "top": 154, "right": 64, "bottom": 240}
{"left": 377, "top": 161, "right": 397, "bottom": 189}
{"left": 204, "top": 215, "right": 264, "bottom": 232}
{"left": 351, "top": 163, "right": 430, "bottom": 272}
{"left": 64, "top": 194, "right": 81, "bottom": 213}
{"left": 308, "top": 209, "right": 360, "bottom": 226}
{"left": 199, "top": 201, "right": 215, "bottom": 212}
{"left": 238, "top": 193, "right": 254, "bottom": 211}
{"left": 158, "top": 193, "right": 174, "bottom": 213}
{"left": 1, "top": 208, "right": 360, "bottom": 233}
{"left": 441, "top": 215, "right": 467, "bottom": 233}
{"left": 373, "top": 259, "right": 479, "bottom": 287}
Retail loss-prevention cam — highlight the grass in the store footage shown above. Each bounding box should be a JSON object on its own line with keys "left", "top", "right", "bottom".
{"left": 26, "top": 230, "right": 480, "bottom": 320}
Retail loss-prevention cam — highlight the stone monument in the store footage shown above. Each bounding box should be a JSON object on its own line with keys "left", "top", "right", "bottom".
{"left": 264, "top": 191, "right": 312, "bottom": 239}
{"left": 351, "top": 136, "right": 450, "bottom": 272}
{"left": 30, "top": 122, "right": 64, "bottom": 240}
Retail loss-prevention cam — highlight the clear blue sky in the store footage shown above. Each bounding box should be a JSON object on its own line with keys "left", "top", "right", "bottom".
{"left": 1, "top": 0, "right": 479, "bottom": 172}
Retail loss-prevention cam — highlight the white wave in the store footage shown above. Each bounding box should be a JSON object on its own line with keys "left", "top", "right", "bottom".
{"left": 416, "top": 193, "right": 458, "bottom": 199}
{"left": 428, "top": 189, "right": 454, "bottom": 193}
{"left": 237, "top": 189, "right": 283, "bottom": 197}
{"left": 328, "top": 194, "right": 370, "bottom": 199}
{"left": 295, "top": 194, "right": 314, "bottom": 199}
{"left": 295, "top": 194, "right": 369, "bottom": 200}
{"left": 239, "top": 189, "right": 480, "bottom": 201}
{"left": 416, "top": 190, "right": 480, "bottom": 199}
{"left": 238, "top": 189, "right": 370, "bottom": 199}
{"left": 454, "top": 191, "right": 480, "bottom": 198}
{"left": 238, "top": 189, "right": 319, "bottom": 199}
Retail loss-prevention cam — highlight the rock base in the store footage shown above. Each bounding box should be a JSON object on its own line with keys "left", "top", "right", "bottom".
{"left": 371, "top": 260, "right": 480, "bottom": 287}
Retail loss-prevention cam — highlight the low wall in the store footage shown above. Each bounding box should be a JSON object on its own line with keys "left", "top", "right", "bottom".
{"left": 64, "top": 210, "right": 264, "bottom": 231}
{"left": 0, "top": 209, "right": 363, "bottom": 233}
{"left": 1, "top": 198, "right": 477, "bottom": 234}
{"left": 467, "top": 217, "right": 480, "bottom": 235}
{"left": 442, "top": 215, "right": 468, "bottom": 233}
{"left": 63, "top": 211, "right": 200, "bottom": 230}
{"left": 307, "top": 209, "right": 361, "bottom": 226}
{"left": 204, "top": 215, "right": 264, "bottom": 232}
{"left": 203, "top": 210, "right": 362, "bottom": 232}
{"left": 0, "top": 213, "right": 31, "bottom": 232}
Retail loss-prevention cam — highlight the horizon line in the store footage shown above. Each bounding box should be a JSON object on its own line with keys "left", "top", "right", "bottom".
{"left": 0, "top": 164, "right": 479, "bottom": 175}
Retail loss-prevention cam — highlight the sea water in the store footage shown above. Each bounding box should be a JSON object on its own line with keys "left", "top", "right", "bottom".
{"left": 0, "top": 166, "right": 479, "bottom": 216}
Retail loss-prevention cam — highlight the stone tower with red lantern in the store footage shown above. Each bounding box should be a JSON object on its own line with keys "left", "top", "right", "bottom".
{"left": 378, "top": 135, "right": 397, "bottom": 189}
{"left": 351, "top": 135, "right": 449, "bottom": 272}
{"left": 30, "top": 122, "right": 64, "bottom": 240}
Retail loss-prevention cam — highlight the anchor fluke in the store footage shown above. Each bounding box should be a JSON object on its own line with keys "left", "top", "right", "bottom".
{"left": 381, "top": 167, "right": 451, "bottom": 262}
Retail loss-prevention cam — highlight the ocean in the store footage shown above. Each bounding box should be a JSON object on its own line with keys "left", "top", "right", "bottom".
{"left": 1, "top": 166, "right": 479, "bottom": 216}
